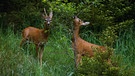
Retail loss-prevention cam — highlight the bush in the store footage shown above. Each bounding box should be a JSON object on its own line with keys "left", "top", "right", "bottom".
{"left": 99, "top": 19, "right": 134, "bottom": 47}
{"left": 76, "top": 47, "right": 135, "bottom": 76}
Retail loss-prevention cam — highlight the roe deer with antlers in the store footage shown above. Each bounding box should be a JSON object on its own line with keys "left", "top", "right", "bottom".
{"left": 72, "top": 16, "right": 106, "bottom": 68}
{"left": 20, "top": 8, "right": 53, "bottom": 66}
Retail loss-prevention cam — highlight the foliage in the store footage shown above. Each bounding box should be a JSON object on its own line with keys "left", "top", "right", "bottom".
{"left": 1, "top": 0, "right": 47, "bottom": 32}
{"left": 99, "top": 19, "right": 134, "bottom": 47}
{"left": 71, "top": 0, "right": 135, "bottom": 33}
{"left": 76, "top": 46, "right": 135, "bottom": 76}
{"left": 0, "top": 0, "right": 135, "bottom": 76}
{"left": 0, "top": 0, "right": 135, "bottom": 33}
{"left": 47, "top": 1, "right": 76, "bottom": 30}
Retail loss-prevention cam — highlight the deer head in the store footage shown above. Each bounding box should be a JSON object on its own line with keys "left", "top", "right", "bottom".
{"left": 42, "top": 8, "right": 53, "bottom": 27}
{"left": 73, "top": 16, "right": 90, "bottom": 27}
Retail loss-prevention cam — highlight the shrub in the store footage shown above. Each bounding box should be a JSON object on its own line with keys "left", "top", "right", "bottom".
{"left": 76, "top": 47, "right": 135, "bottom": 76}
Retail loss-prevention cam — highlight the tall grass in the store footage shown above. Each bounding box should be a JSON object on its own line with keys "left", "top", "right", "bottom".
{"left": 0, "top": 25, "right": 135, "bottom": 76}
{"left": 114, "top": 27, "right": 135, "bottom": 76}
{"left": 0, "top": 26, "right": 75, "bottom": 76}
{"left": 115, "top": 27, "right": 135, "bottom": 64}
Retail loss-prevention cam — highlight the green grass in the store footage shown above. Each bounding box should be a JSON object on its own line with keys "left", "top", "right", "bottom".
{"left": 114, "top": 28, "right": 135, "bottom": 76}
{"left": 0, "top": 26, "right": 75, "bottom": 76}
{"left": 0, "top": 25, "right": 135, "bottom": 76}
{"left": 115, "top": 28, "right": 135, "bottom": 64}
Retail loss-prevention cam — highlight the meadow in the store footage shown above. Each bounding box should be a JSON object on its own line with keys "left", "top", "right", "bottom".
{"left": 0, "top": 24, "right": 135, "bottom": 76}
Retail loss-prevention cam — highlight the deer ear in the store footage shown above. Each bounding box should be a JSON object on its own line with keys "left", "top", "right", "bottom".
{"left": 73, "top": 16, "right": 77, "bottom": 19}
{"left": 82, "top": 22, "right": 90, "bottom": 26}
{"left": 49, "top": 11, "right": 53, "bottom": 19}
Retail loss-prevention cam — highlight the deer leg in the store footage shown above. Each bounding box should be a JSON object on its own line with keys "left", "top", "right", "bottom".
{"left": 75, "top": 54, "right": 82, "bottom": 68}
{"left": 35, "top": 44, "right": 39, "bottom": 60}
{"left": 20, "top": 38, "right": 26, "bottom": 47}
{"left": 73, "top": 50, "right": 77, "bottom": 68}
{"left": 39, "top": 45, "right": 44, "bottom": 67}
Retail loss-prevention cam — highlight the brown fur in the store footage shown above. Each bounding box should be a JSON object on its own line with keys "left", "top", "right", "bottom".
{"left": 20, "top": 8, "right": 53, "bottom": 66}
{"left": 72, "top": 16, "right": 106, "bottom": 68}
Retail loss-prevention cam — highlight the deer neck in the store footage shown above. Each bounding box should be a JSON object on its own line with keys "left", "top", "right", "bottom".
{"left": 72, "top": 26, "right": 80, "bottom": 42}
{"left": 42, "top": 24, "right": 50, "bottom": 36}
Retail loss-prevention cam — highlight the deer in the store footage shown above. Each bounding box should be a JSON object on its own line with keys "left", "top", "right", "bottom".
{"left": 20, "top": 8, "right": 53, "bottom": 66}
{"left": 72, "top": 16, "right": 107, "bottom": 68}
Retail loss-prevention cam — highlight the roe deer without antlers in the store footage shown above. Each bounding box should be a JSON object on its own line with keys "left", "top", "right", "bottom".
{"left": 20, "top": 8, "right": 53, "bottom": 66}
{"left": 72, "top": 16, "right": 106, "bottom": 68}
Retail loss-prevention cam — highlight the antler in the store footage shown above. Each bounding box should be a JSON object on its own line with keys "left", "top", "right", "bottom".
{"left": 44, "top": 8, "right": 48, "bottom": 16}
{"left": 49, "top": 9, "right": 53, "bottom": 19}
